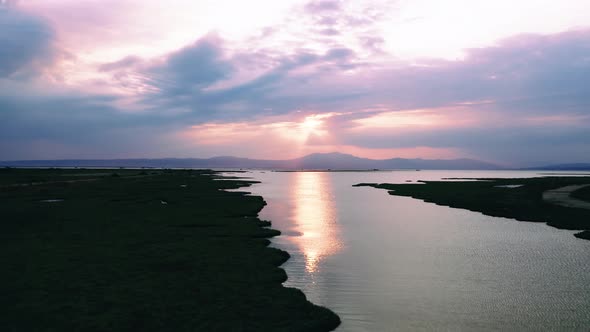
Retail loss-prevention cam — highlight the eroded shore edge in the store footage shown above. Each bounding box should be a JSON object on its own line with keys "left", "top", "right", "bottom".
{"left": 213, "top": 171, "right": 342, "bottom": 330}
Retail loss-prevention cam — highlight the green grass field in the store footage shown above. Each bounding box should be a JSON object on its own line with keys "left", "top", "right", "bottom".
{"left": 355, "top": 176, "right": 590, "bottom": 241}
{"left": 0, "top": 168, "right": 340, "bottom": 331}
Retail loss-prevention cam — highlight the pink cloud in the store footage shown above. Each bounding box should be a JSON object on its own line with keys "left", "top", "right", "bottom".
{"left": 1, "top": 1, "right": 590, "bottom": 165}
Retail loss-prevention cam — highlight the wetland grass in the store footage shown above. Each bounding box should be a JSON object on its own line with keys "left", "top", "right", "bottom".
{"left": 0, "top": 168, "right": 340, "bottom": 331}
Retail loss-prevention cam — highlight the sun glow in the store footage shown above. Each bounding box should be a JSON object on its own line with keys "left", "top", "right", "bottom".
{"left": 298, "top": 114, "right": 332, "bottom": 139}
{"left": 300, "top": 116, "right": 323, "bottom": 134}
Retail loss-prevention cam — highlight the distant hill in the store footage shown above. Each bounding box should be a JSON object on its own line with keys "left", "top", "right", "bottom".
{"left": 0, "top": 152, "right": 503, "bottom": 170}
{"left": 526, "top": 163, "right": 590, "bottom": 171}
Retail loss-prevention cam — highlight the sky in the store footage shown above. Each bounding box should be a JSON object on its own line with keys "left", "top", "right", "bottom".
{"left": 1, "top": 0, "right": 589, "bottom": 166}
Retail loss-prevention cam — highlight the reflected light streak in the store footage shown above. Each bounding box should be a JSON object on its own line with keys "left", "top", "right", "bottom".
{"left": 291, "top": 172, "right": 342, "bottom": 273}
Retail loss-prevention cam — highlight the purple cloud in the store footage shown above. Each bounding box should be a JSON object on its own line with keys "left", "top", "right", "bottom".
{"left": 98, "top": 56, "right": 143, "bottom": 72}
{"left": 0, "top": 6, "right": 56, "bottom": 78}
{"left": 304, "top": 0, "right": 342, "bottom": 13}
{"left": 1, "top": 9, "right": 589, "bottom": 166}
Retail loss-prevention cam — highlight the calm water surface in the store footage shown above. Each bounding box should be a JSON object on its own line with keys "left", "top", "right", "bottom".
{"left": 238, "top": 170, "right": 590, "bottom": 331}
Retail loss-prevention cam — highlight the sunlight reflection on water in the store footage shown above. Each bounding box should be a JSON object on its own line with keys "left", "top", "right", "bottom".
{"left": 292, "top": 172, "right": 342, "bottom": 273}
{"left": 243, "top": 170, "right": 590, "bottom": 331}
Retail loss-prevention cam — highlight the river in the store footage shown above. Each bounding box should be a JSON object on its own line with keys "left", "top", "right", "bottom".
{"left": 238, "top": 170, "right": 590, "bottom": 331}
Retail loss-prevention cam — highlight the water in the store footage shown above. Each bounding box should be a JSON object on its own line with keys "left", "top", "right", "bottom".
{"left": 237, "top": 170, "right": 590, "bottom": 331}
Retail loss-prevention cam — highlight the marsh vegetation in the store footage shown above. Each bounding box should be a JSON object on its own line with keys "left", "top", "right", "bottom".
{"left": 0, "top": 168, "right": 340, "bottom": 331}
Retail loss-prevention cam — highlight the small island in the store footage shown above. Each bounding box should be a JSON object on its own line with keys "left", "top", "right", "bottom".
{"left": 355, "top": 176, "right": 590, "bottom": 241}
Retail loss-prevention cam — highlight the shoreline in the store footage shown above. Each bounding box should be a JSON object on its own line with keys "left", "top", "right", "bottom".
{"left": 213, "top": 171, "right": 343, "bottom": 330}
{"left": 542, "top": 184, "right": 590, "bottom": 210}
{"left": 0, "top": 168, "right": 340, "bottom": 331}
{"left": 355, "top": 176, "right": 590, "bottom": 241}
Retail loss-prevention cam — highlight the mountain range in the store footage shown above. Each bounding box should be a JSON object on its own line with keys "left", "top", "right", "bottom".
{"left": 2, "top": 152, "right": 589, "bottom": 170}
{"left": 0, "top": 152, "right": 502, "bottom": 170}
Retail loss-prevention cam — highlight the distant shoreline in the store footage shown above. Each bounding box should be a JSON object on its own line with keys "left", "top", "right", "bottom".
{"left": 355, "top": 176, "right": 590, "bottom": 241}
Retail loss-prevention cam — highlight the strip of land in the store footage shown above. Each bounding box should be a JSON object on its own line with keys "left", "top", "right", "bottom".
{"left": 0, "top": 168, "right": 340, "bottom": 331}
{"left": 543, "top": 184, "right": 590, "bottom": 210}
{"left": 355, "top": 176, "right": 590, "bottom": 241}
{"left": 572, "top": 184, "right": 590, "bottom": 202}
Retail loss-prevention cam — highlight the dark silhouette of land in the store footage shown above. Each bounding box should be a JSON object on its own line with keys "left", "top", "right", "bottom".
{"left": 355, "top": 176, "right": 590, "bottom": 241}
{"left": 572, "top": 185, "right": 590, "bottom": 202}
{"left": 0, "top": 168, "right": 340, "bottom": 331}
{"left": 525, "top": 163, "right": 590, "bottom": 171}
{"left": 0, "top": 152, "right": 502, "bottom": 170}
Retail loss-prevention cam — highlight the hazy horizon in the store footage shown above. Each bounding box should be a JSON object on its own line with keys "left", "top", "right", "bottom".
{"left": 4, "top": 151, "right": 590, "bottom": 169}
{"left": 1, "top": 0, "right": 589, "bottom": 165}
{"left": 1, "top": 149, "right": 589, "bottom": 169}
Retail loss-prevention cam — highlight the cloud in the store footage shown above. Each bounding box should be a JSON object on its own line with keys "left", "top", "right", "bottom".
{"left": 123, "top": 35, "right": 361, "bottom": 122}
{"left": 150, "top": 35, "right": 233, "bottom": 94}
{"left": 360, "top": 29, "right": 590, "bottom": 114}
{"left": 98, "top": 56, "right": 143, "bottom": 72}
{"left": 0, "top": 88, "right": 191, "bottom": 159}
{"left": 0, "top": 1, "right": 18, "bottom": 8}
{"left": 1, "top": 16, "right": 590, "bottom": 165}
{"left": 304, "top": 0, "right": 342, "bottom": 13}
{"left": 0, "top": 6, "right": 56, "bottom": 78}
